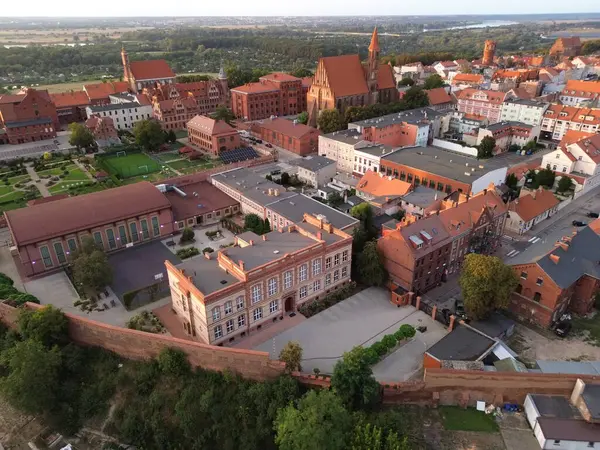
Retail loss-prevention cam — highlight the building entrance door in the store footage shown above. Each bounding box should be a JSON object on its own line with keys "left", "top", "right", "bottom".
{"left": 284, "top": 296, "right": 294, "bottom": 313}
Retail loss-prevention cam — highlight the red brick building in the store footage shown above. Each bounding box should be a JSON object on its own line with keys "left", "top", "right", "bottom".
{"left": 122, "top": 47, "right": 176, "bottom": 93}
{"left": 0, "top": 88, "right": 59, "bottom": 145}
{"left": 509, "top": 223, "right": 600, "bottom": 328}
{"left": 187, "top": 115, "right": 240, "bottom": 155}
{"left": 378, "top": 187, "right": 507, "bottom": 294}
{"left": 231, "top": 73, "right": 305, "bottom": 121}
{"left": 250, "top": 118, "right": 319, "bottom": 156}
{"left": 50, "top": 90, "right": 91, "bottom": 125}
{"left": 307, "top": 28, "right": 398, "bottom": 126}
{"left": 85, "top": 115, "right": 119, "bottom": 144}
{"left": 4, "top": 182, "right": 175, "bottom": 276}
{"left": 153, "top": 96, "right": 199, "bottom": 131}
{"left": 549, "top": 37, "right": 582, "bottom": 59}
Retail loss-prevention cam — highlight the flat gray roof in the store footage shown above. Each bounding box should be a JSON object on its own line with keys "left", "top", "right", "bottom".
{"left": 504, "top": 98, "right": 549, "bottom": 108}
{"left": 295, "top": 221, "right": 345, "bottom": 245}
{"left": 354, "top": 143, "right": 399, "bottom": 157}
{"left": 486, "top": 121, "right": 533, "bottom": 132}
{"left": 290, "top": 155, "right": 335, "bottom": 172}
{"left": 177, "top": 256, "right": 241, "bottom": 296}
{"left": 401, "top": 185, "right": 439, "bottom": 208}
{"left": 88, "top": 102, "right": 140, "bottom": 112}
{"left": 529, "top": 395, "right": 580, "bottom": 420}
{"left": 226, "top": 230, "right": 315, "bottom": 270}
{"left": 582, "top": 385, "right": 600, "bottom": 420}
{"left": 350, "top": 107, "right": 443, "bottom": 130}
{"left": 536, "top": 360, "right": 600, "bottom": 375}
{"left": 426, "top": 325, "right": 495, "bottom": 361}
{"left": 381, "top": 146, "right": 508, "bottom": 184}
{"left": 268, "top": 194, "right": 358, "bottom": 230}
{"left": 321, "top": 128, "right": 362, "bottom": 144}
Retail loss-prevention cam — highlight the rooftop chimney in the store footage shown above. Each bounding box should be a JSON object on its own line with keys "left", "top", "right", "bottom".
{"left": 550, "top": 254, "right": 560, "bottom": 265}
{"left": 317, "top": 232, "right": 323, "bottom": 240}
{"left": 262, "top": 235, "right": 267, "bottom": 241}
{"left": 204, "top": 252, "right": 211, "bottom": 260}
{"left": 249, "top": 240, "right": 254, "bottom": 246}
{"left": 238, "top": 260, "right": 245, "bottom": 270}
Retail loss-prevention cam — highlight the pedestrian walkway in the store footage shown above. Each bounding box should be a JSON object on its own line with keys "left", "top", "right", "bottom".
{"left": 25, "top": 165, "right": 50, "bottom": 197}
{"left": 72, "top": 158, "right": 96, "bottom": 182}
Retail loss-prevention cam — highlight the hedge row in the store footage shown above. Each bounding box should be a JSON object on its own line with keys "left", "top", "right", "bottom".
{"left": 297, "top": 281, "right": 357, "bottom": 318}
{"left": 0, "top": 272, "right": 40, "bottom": 307}
{"left": 364, "top": 324, "right": 416, "bottom": 366}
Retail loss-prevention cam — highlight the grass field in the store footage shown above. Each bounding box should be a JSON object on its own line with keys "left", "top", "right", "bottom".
{"left": 12, "top": 79, "right": 117, "bottom": 94}
{"left": 439, "top": 407, "right": 499, "bottom": 432}
{"left": 102, "top": 153, "right": 161, "bottom": 178}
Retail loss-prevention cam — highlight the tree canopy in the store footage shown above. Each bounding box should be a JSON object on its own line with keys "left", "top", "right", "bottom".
{"left": 296, "top": 111, "right": 309, "bottom": 125}
{"left": 478, "top": 136, "right": 496, "bottom": 159}
{"left": 71, "top": 236, "right": 112, "bottom": 296}
{"left": 423, "top": 74, "right": 445, "bottom": 90}
{"left": 356, "top": 241, "right": 387, "bottom": 287}
{"left": 317, "top": 109, "right": 345, "bottom": 134}
{"left": 557, "top": 176, "right": 573, "bottom": 193}
{"left": 505, "top": 173, "right": 518, "bottom": 190}
{"left": 68, "top": 122, "right": 95, "bottom": 150}
{"left": 211, "top": 105, "right": 236, "bottom": 125}
{"left": 331, "top": 346, "right": 381, "bottom": 410}
{"left": 279, "top": 341, "right": 303, "bottom": 373}
{"left": 402, "top": 86, "right": 430, "bottom": 109}
{"left": 133, "top": 119, "right": 165, "bottom": 151}
{"left": 459, "top": 254, "right": 519, "bottom": 320}
{"left": 275, "top": 390, "right": 353, "bottom": 450}
{"left": 535, "top": 168, "right": 556, "bottom": 189}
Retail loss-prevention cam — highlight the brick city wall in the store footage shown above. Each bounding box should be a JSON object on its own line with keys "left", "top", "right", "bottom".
{"left": 0, "top": 303, "right": 285, "bottom": 381}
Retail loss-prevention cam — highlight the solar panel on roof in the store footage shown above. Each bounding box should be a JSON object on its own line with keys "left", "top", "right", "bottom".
{"left": 219, "top": 147, "right": 259, "bottom": 164}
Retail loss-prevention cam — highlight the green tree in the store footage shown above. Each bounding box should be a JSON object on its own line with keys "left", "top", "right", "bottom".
{"left": 357, "top": 241, "right": 386, "bottom": 287}
{"left": 351, "top": 423, "right": 410, "bottom": 450}
{"left": 211, "top": 105, "right": 236, "bottom": 125}
{"left": 68, "top": 122, "right": 95, "bottom": 150}
{"left": 289, "top": 67, "right": 313, "bottom": 78}
{"left": 328, "top": 191, "right": 344, "bottom": 207}
{"left": 351, "top": 203, "right": 377, "bottom": 242}
{"left": 557, "top": 176, "right": 573, "bottom": 193}
{"left": 0, "top": 339, "right": 62, "bottom": 414}
{"left": 331, "top": 346, "right": 381, "bottom": 410}
{"left": 478, "top": 136, "right": 496, "bottom": 159}
{"left": 133, "top": 119, "right": 165, "bottom": 151}
{"left": 71, "top": 236, "right": 112, "bottom": 296}
{"left": 17, "top": 305, "right": 68, "bottom": 348}
{"left": 263, "top": 218, "right": 271, "bottom": 233}
{"left": 274, "top": 390, "right": 352, "bottom": 450}
{"left": 423, "top": 74, "right": 445, "bottom": 89}
{"left": 535, "top": 168, "right": 556, "bottom": 189}
{"left": 297, "top": 111, "right": 309, "bottom": 125}
{"left": 168, "top": 129, "right": 177, "bottom": 143}
{"left": 401, "top": 86, "right": 430, "bottom": 109}
{"left": 281, "top": 172, "right": 291, "bottom": 186}
{"left": 244, "top": 213, "right": 265, "bottom": 234}
{"left": 157, "top": 347, "right": 191, "bottom": 376}
{"left": 397, "top": 77, "right": 415, "bottom": 87}
{"left": 180, "top": 226, "right": 195, "bottom": 243}
{"left": 505, "top": 173, "right": 518, "bottom": 190}
{"left": 317, "top": 109, "right": 344, "bottom": 134}
{"left": 279, "top": 341, "right": 303, "bottom": 372}
{"left": 459, "top": 254, "right": 519, "bottom": 320}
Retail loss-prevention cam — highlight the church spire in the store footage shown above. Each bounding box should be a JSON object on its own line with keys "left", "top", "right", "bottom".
{"left": 369, "top": 27, "right": 380, "bottom": 53}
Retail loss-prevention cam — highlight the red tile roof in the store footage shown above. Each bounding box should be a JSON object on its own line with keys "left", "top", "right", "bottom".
{"left": 165, "top": 181, "right": 238, "bottom": 221}
{"left": 544, "top": 105, "right": 600, "bottom": 125}
{"left": 0, "top": 94, "right": 25, "bottom": 104}
{"left": 84, "top": 81, "right": 131, "bottom": 101}
{"left": 571, "top": 133, "right": 600, "bottom": 164}
{"left": 321, "top": 54, "right": 368, "bottom": 97}
{"left": 230, "top": 80, "right": 280, "bottom": 94}
{"left": 508, "top": 189, "right": 559, "bottom": 222}
{"left": 376, "top": 64, "right": 396, "bottom": 90}
{"left": 452, "top": 73, "right": 484, "bottom": 84}
{"left": 6, "top": 182, "right": 171, "bottom": 246}
{"left": 455, "top": 88, "right": 506, "bottom": 105}
{"left": 252, "top": 117, "right": 318, "bottom": 139}
{"left": 259, "top": 73, "right": 301, "bottom": 83}
{"left": 357, "top": 170, "right": 411, "bottom": 197}
{"left": 301, "top": 77, "right": 313, "bottom": 88}
{"left": 129, "top": 60, "right": 175, "bottom": 81}
{"left": 563, "top": 80, "right": 600, "bottom": 97}
{"left": 425, "top": 87, "right": 453, "bottom": 105}
{"left": 187, "top": 115, "right": 236, "bottom": 135}
{"left": 50, "top": 90, "right": 90, "bottom": 108}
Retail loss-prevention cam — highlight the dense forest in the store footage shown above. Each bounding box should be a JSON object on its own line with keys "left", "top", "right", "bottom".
{"left": 0, "top": 23, "right": 561, "bottom": 87}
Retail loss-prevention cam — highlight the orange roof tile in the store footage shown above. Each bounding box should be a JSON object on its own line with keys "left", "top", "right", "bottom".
{"left": 321, "top": 54, "right": 368, "bottom": 97}
{"left": 231, "top": 80, "right": 279, "bottom": 94}
{"left": 509, "top": 189, "right": 560, "bottom": 222}
{"left": 83, "top": 81, "right": 131, "bottom": 101}
{"left": 438, "top": 189, "right": 506, "bottom": 237}
{"left": 187, "top": 115, "right": 236, "bottom": 135}
{"left": 259, "top": 72, "right": 301, "bottom": 83}
{"left": 455, "top": 88, "right": 506, "bottom": 105}
{"left": 377, "top": 64, "right": 396, "bottom": 90}
{"left": 50, "top": 90, "right": 90, "bottom": 108}
{"left": 571, "top": 133, "right": 600, "bottom": 164}
{"left": 129, "top": 59, "right": 175, "bottom": 81}
{"left": 452, "top": 73, "right": 484, "bottom": 84}
{"left": 356, "top": 170, "right": 412, "bottom": 197}
{"left": 590, "top": 218, "right": 600, "bottom": 235}
{"left": 563, "top": 80, "right": 600, "bottom": 96}
{"left": 425, "top": 87, "right": 452, "bottom": 105}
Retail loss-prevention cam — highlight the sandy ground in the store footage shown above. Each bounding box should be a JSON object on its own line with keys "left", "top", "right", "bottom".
{"left": 510, "top": 324, "right": 600, "bottom": 363}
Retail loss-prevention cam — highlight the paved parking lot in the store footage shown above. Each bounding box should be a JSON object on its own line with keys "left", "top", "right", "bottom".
{"left": 253, "top": 287, "right": 447, "bottom": 379}
{"left": 0, "top": 131, "right": 73, "bottom": 161}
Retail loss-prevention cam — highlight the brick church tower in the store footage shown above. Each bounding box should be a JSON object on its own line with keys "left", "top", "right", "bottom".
{"left": 482, "top": 40, "right": 496, "bottom": 66}
{"left": 367, "top": 27, "right": 380, "bottom": 103}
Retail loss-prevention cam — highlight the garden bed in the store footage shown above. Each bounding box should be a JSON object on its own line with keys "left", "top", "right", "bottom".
{"left": 297, "top": 281, "right": 360, "bottom": 318}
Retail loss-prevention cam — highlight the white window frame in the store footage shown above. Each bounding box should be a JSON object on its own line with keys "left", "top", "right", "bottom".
{"left": 224, "top": 301, "right": 233, "bottom": 315}
{"left": 251, "top": 284, "right": 262, "bottom": 304}
{"left": 313, "top": 279, "right": 321, "bottom": 292}
{"left": 284, "top": 270, "right": 293, "bottom": 289}
{"left": 312, "top": 258, "right": 321, "bottom": 276}
{"left": 236, "top": 296, "right": 244, "bottom": 310}
{"left": 269, "top": 300, "right": 279, "bottom": 314}
{"left": 238, "top": 314, "right": 245, "bottom": 327}
{"left": 268, "top": 277, "right": 278, "bottom": 297}
{"left": 334, "top": 253, "right": 340, "bottom": 266}
{"left": 325, "top": 257, "right": 332, "bottom": 269}
{"left": 325, "top": 273, "right": 332, "bottom": 286}
{"left": 342, "top": 266, "right": 348, "bottom": 278}
{"left": 214, "top": 325, "right": 222, "bottom": 339}
{"left": 299, "top": 264, "right": 308, "bottom": 282}
{"left": 253, "top": 307, "right": 263, "bottom": 321}
{"left": 334, "top": 270, "right": 340, "bottom": 282}
{"left": 299, "top": 286, "right": 308, "bottom": 299}
{"left": 226, "top": 319, "right": 234, "bottom": 333}
{"left": 212, "top": 307, "right": 221, "bottom": 322}
{"left": 342, "top": 250, "right": 349, "bottom": 262}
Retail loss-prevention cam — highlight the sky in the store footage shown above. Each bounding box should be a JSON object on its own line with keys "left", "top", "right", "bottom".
{"left": 1, "top": 0, "right": 599, "bottom": 17}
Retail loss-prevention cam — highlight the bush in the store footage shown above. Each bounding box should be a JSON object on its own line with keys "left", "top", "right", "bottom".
{"left": 381, "top": 334, "right": 397, "bottom": 350}
{"left": 176, "top": 247, "right": 200, "bottom": 259}
{"left": 202, "top": 247, "right": 214, "bottom": 254}
{"left": 363, "top": 347, "right": 379, "bottom": 365}
{"left": 393, "top": 329, "right": 404, "bottom": 341}
{"left": 205, "top": 230, "right": 219, "bottom": 238}
{"left": 297, "top": 281, "right": 357, "bottom": 318}
{"left": 399, "top": 324, "right": 416, "bottom": 338}
{"left": 157, "top": 348, "right": 191, "bottom": 376}
{"left": 179, "top": 227, "right": 195, "bottom": 244}
{"left": 0, "top": 272, "right": 14, "bottom": 286}
{"left": 371, "top": 341, "right": 387, "bottom": 357}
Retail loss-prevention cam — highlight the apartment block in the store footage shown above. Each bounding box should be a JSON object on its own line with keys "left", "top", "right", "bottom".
{"left": 540, "top": 104, "right": 600, "bottom": 141}
{"left": 456, "top": 88, "right": 507, "bottom": 123}
{"left": 499, "top": 98, "right": 549, "bottom": 127}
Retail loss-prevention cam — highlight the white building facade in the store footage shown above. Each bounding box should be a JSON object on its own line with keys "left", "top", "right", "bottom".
{"left": 85, "top": 101, "right": 152, "bottom": 131}
{"left": 500, "top": 99, "right": 549, "bottom": 126}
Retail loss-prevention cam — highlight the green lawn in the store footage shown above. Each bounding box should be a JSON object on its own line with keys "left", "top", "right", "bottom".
{"left": 61, "top": 168, "right": 88, "bottom": 182}
{"left": 155, "top": 152, "right": 183, "bottom": 163}
{"left": 37, "top": 164, "right": 79, "bottom": 178}
{"left": 439, "top": 407, "right": 499, "bottom": 432}
{"left": 103, "top": 153, "right": 160, "bottom": 178}
{"left": 573, "top": 314, "right": 600, "bottom": 346}
{"left": 0, "top": 185, "right": 14, "bottom": 196}
{"left": 8, "top": 175, "right": 30, "bottom": 184}
{"left": 48, "top": 180, "right": 91, "bottom": 194}
{"left": 175, "top": 130, "right": 188, "bottom": 139}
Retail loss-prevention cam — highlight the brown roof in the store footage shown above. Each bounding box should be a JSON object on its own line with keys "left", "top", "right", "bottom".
{"left": 455, "top": 88, "right": 507, "bottom": 105}
{"left": 508, "top": 189, "right": 559, "bottom": 222}
{"left": 187, "top": 115, "right": 236, "bottom": 136}
{"left": 129, "top": 60, "right": 175, "bottom": 81}
{"left": 321, "top": 54, "right": 368, "bottom": 97}
{"left": 165, "top": 181, "right": 238, "bottom": 221}
{"left": 84, "top": 81, "right": 131, "bottom": 101}
{"left": 425, "top": 87, "right": 452, "bottom": 105}
{"left": 572, "top": 133, "right": 600, "bottom": 164}
{"left": 230, "top": 80, "right": 279, "bottom": 94}
{"left": 537, "top": 417, "right": 600, "bottom": 442}
{"left": 0, "top": 94, "right": 25, "bottom": 104}
{"left": 301, "top": 77, "right": 313, "bottom": 88}
{"left": 259, "top": 72, "right": 301, "bottom": 83}
{"left": 252, "top": 117, "right": 318, "bottom": 139}
{"left": 544, "top": 105, "right": 600, "bottom": 125}
{"left": 50, "top": 90, "right": 90, "bottom": 108}
{"left": 376, "top": 64, "right": 396, "bottom": 90}
{"left": 357, "top": 170, "right": 412, "bottom": 197}
{"left": 6, "top": 182, "right": 171, "bottom": 246}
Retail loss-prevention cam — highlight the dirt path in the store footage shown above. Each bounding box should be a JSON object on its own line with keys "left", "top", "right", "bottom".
{"left": 510, "top": 324, "right": 600, "bottom": 362}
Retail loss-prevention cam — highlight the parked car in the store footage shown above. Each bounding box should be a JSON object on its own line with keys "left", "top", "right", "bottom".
{"left": 572, "top": 220, "right": 587, "bottom": 227}
{"left": 587, "top": 212, "right": 599, "bottom": 218}
{"left": 454, "top": 298, "right": 467, "bottom": 321}
{"left": 555, "top": 321, "right": 572, "bottom": 338}
{"left": 256, "top": 139, "right": 263, "bottom": 144}
{"left": 265, "top": 143, "right": 273, "bottom": 148}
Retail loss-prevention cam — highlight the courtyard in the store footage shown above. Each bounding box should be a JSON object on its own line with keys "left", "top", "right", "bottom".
{"left": 253, "top": 287, "right": 447, "bottom": 380}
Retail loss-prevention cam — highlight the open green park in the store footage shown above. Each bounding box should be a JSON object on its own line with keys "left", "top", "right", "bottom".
{"left": 0, "top": 171, "right": 38, "bottom": 212}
